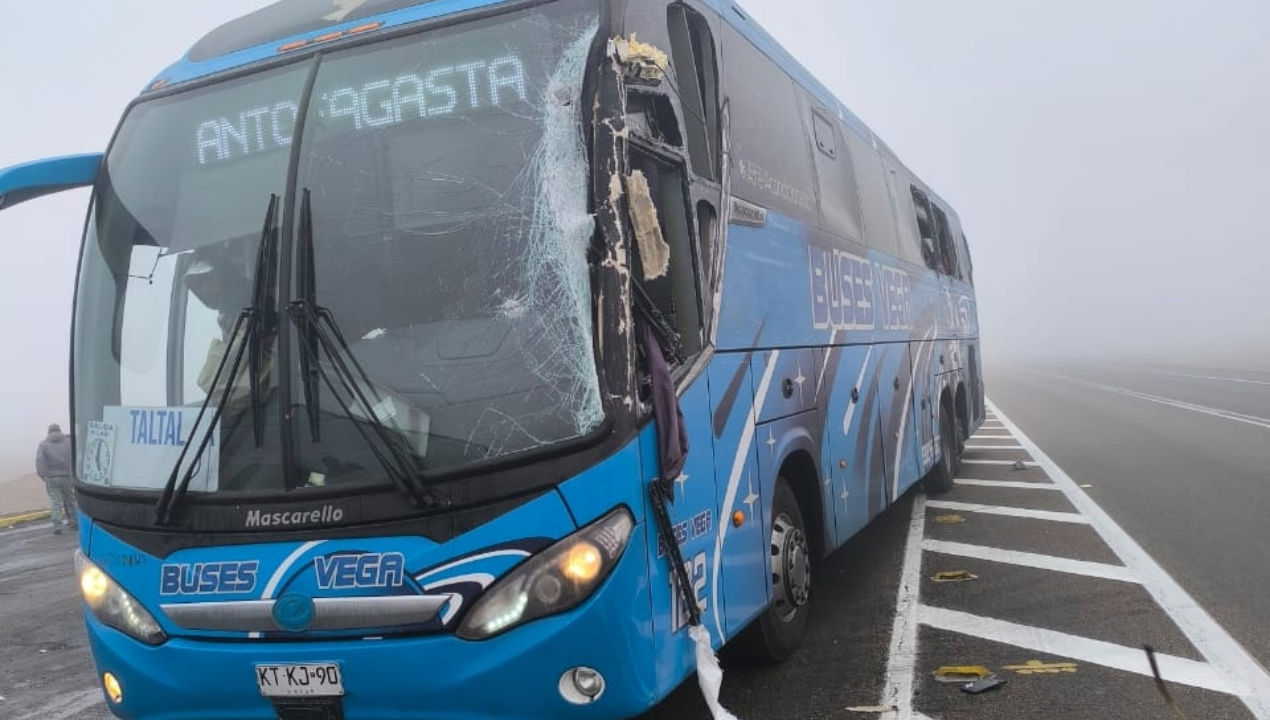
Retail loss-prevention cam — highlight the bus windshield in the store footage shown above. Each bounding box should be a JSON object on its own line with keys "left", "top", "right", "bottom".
{"left": 73, "top": 2, "right": 603, "bottom": 498}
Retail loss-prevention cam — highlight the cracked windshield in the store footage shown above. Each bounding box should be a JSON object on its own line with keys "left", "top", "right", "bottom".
{"left": 72, "top": 2, "right": 602, "bottom": 494}
{"left": 1, "top": 1, "right": 1268, "bottom": 720}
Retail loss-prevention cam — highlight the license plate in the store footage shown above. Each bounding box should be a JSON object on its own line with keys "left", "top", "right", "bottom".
{"left": 256, "top": 663, "right": 345, "bottom": 697}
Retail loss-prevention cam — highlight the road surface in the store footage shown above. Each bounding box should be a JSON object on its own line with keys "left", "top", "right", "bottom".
{"left": 3, "top": 361, "right": 1267, "bottom": 719}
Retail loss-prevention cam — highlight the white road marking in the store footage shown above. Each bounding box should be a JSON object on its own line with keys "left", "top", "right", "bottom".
{"left": 1135, "top": 368, "right": 1270, "bottom": 387}
{"left": 925, "top": 500, "right": 1089, "bottom": 525}
{"left": 922, "top": 539, "right": 1137, "bottom": 583}
{"left": 953, "top": 479, "right": 1059, "bottom": 490}
{"left": 964, "top": 443, "right": 1024, "bottom": 450}
{"left": 14, "top": 688, "right": 102, "bottom": 720}
{"left": 0, "top": 522, "right": 55, "bottom": 538}
{"left": 878, "top": 494, "right": 927, "bottom": 720}
{"left": 960, "top": 459, "right": 1037, "bottom": 467}
{"left": 1052, "top": 375, "right": 1270, "bottom": 431}
{"left": 971, "top": 431, "right": 1013, "bottom": 437}
{"left": 990, "top": 399, "right": 1270, "bottom": 716}
{"left": 920, "top": 605, "right": 1232, "bottom": 693}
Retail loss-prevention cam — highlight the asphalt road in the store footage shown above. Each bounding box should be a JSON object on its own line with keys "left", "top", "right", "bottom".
{"left": 3, "top": 359, "right": 1267, "bottom": 720}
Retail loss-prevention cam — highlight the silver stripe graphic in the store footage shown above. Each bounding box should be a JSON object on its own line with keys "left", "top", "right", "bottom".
{"left": 163, "top": 595, "right": 448, "bottom": 632}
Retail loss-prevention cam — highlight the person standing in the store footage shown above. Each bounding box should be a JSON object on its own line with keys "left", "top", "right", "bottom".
{"left": 36, "top": 423, "right": 78, "bottom": 535}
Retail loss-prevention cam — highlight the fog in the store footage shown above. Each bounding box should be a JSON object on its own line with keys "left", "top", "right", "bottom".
{"left": 1, "top": 0, "right": 1266, "bottom": 479}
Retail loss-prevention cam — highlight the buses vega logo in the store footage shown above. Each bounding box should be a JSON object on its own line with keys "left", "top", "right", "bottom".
{"left": 160, "top": 561, "right": 259, "bottom": 595}
{"left": 314, "top": 552, "right": 406, "bottom": 590}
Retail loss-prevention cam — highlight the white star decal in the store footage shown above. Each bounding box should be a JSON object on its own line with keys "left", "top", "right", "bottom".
{"left": 840, "top": 487, "right": 850, "bottom": 509}
{"left": 793, "top": 361, "right": 807, "bottom": 403}
{"left": 824, "top": 474, "right": 833, "bottom": 488}
{"left": 743, "top": 474, "right": 759, "bottom": 515}
{"left": 766, "top": 427, "right": 776, "bottom": 451}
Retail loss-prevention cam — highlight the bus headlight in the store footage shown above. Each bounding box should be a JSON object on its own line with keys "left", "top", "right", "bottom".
{"left": 457, "top": 508, "right": 634, "bottom": 640}
{"left": 74, "top": 551, "right": 167, "bottom": 645}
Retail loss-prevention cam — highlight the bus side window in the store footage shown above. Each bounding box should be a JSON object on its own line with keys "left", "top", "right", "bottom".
{"left": 667, "top": 3, "right": 720, "bottom": 182}
{"left": 629, "top": 149, "right": 705, "bottom": 366}
{"left": 930, "top": 203, "right": 959, "bottom": 279}
{"left": 910, "top": 186, "right": 940, "bottom": 272}
{"left": 960, "top": 232, "right": 974, "bottom": 285}
{"left": 805, "top": 101, "right": 864, "bottom": 242}
{"left": 848, "top": 133, "right": 902, "bottom": 260}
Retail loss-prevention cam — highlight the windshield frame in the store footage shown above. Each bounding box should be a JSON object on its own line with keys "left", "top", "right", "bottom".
{"left": 69, "top": 0, "right": 622, "bottom": 522}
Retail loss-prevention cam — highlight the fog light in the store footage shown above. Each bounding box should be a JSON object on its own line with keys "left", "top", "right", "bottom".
{"left": 103, "top": 672, "right": 123, "bottom": 704}
{"left": 558, "top": 666, "right": 605, "bottom": 704}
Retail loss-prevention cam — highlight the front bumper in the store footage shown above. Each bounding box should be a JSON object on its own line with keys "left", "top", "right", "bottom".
{"left": 86, "top": 530, "right": 657, "bottom": 720}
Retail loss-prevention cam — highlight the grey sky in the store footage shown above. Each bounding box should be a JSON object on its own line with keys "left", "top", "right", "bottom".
{"left": 1, "top": 0, "right": 1267, "bottom": 479}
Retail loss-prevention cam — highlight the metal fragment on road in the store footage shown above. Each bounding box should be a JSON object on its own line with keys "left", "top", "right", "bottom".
{"left": 961, "top": 675, "right": 1007, "bottom": 694}
{"left": 845, "top": 705, "right": 897, "bottom": 713}
{"left": 1012, "top": 460, "right": 1028, "bottom": 470}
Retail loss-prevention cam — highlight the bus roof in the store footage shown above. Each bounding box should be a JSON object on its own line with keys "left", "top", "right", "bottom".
{"left": 154, "top": 0, "right": 947, "bottom": 210}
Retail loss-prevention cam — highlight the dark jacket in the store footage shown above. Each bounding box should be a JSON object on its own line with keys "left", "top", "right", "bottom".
{"left": 36, "top": 431, "right": 73, "bottom": 478}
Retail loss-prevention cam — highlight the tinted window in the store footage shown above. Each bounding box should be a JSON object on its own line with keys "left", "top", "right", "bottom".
{"left": 804, "top": 99, "right": 863, "bottom": 241}
{"left": 847, "top": 131, "right": 901, "bottom": 259}
{"left": 722, "top": 24, "right": 817, "bottom": 223}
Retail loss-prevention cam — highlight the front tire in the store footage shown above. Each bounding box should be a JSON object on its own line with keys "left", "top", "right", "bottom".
{"left": 737, "top": 478, "right": 811, "bottom": 664}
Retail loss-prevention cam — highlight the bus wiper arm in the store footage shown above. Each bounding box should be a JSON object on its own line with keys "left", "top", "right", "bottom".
{"left": 295, "top": 189, "right": 321, "bottom": 443}
{"left": 631, "top": 279, "right": 684, "bottom": 365}
{"left": 155, "top": 195, "right": 279, "bottom": 526}
{"left": 288, "top": 189, "right": 444, "bottom": 511}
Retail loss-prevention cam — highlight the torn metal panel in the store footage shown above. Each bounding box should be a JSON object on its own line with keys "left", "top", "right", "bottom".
{"left": 610, "top": 34, "right": 669, "bottom": 85}
{"left": 593, "top": 41, "right": 637, "bottom": 416}
{"left": 626, "top": 169, "right": 669, "bottom": 280}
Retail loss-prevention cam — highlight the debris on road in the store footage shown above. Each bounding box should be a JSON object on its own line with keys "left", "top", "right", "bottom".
{"left": 931, "top": 570, "right": 978, "bottom": 583}
{"left": 933, "top": 666, "right": 994, "bottom": 683}
{"left": 961, "top": 675, "right": 1007, "bottom": 694}
{"left": 844, "top": 705, "right": 897, "bottom": 714}
{"left": 932, "top": 514, "right": 965, "bottom": 524}
{"left": 1001, "top": 660, "right": 1078, "bottom": 675}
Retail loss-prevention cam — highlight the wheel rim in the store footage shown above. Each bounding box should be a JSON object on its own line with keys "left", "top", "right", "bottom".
{"left": 771, "top": 511, "right": 810, "bottom": 622}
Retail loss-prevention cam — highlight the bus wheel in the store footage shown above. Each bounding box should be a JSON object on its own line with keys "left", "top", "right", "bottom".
{"left": 925, "top": 405, "right": 957, "bottom": 494}
{"left": 738, "top": 478, "right": 810, "bottom": 664}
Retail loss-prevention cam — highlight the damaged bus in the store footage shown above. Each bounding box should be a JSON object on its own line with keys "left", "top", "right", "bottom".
{"left": 0, "top": 0, "right": 982, "bottom": 718}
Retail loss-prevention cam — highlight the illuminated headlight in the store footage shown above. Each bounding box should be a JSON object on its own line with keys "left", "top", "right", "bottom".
{"left": 457, "top": 508, "right": 634, "bottom": 640}
{"left": 74, "top": 551, "right": 167, "bottom": 645}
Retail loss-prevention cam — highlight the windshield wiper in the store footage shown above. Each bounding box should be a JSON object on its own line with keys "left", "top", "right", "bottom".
{"left": 155, "top": 194, "right": 279, "bottom": 525}
{"left": 288, "top": 189, "right": 444, "bottom": 511}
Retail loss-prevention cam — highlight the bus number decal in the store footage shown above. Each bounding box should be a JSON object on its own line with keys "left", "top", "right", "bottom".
{"left": 670, "top": 552, "right": 708, "bottom": 633}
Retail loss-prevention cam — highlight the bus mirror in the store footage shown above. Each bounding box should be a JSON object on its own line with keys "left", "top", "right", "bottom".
{"left": 0, "top": 153, "right": 102, "bottom": 212}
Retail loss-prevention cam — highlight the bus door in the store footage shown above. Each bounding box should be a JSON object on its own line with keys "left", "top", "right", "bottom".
{"left": 874, "top": 342, "right": 922, "bottom": 503}
{"left": 818, "top": 344, "right": 883, "bottom": 545}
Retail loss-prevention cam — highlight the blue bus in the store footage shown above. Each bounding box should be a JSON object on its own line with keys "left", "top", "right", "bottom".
{"left": 0, "top": 0, "right": 982, "bottom": 718}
